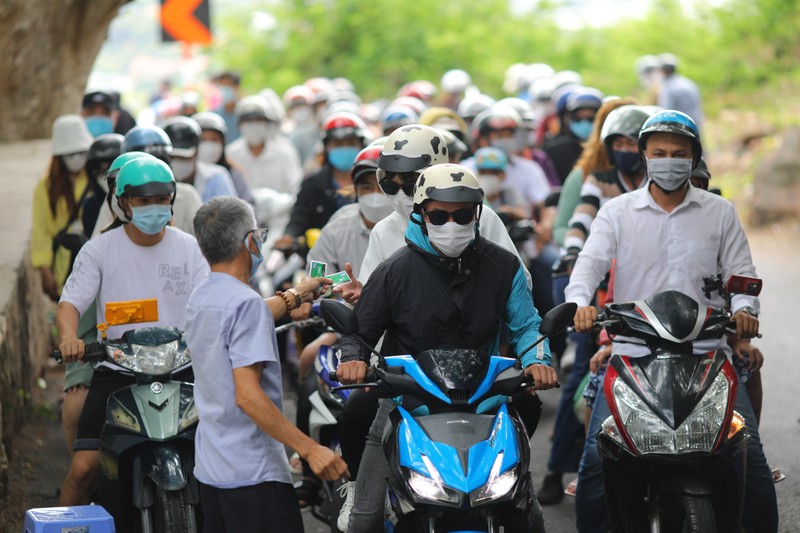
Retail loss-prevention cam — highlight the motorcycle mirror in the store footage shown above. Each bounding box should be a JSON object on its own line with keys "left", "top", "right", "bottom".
{"left": 539, "top": 302, "right": 578, "bottom": 336}
{"left": 320, "top": 299, "right": 359, "bottom": 335}
{"left": 726, "top": 275, "right": 762, "bottom": 297}
{"left": 97, "top": 299, "right": 159, "bottom": 339}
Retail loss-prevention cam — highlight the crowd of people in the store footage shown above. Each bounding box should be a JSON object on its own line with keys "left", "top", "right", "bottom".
{"left": 30, "top": 53, "right": 780, "bottom": 532}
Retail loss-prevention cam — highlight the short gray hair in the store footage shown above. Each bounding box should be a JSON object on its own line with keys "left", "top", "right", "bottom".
{"left": 193, "top": 197, "right": 257, "bottom": 265}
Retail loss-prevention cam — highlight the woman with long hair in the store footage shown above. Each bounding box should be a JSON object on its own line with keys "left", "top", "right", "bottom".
{"left": 31, "top": 115, "right": 93, "bottom": 301}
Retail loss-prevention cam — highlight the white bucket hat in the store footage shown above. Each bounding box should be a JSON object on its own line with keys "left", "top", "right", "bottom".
{"left": 52, "top": 114, "right": 93, "bottom": 156}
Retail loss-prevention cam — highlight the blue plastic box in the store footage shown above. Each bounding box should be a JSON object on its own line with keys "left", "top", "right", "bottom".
{"left": 24, "top": 505, "right": 115, "bottom": 533}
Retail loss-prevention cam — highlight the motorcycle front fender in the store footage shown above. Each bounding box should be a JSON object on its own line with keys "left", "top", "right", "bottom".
{"left": 148, "top": 446, "right": 188, "bottom": 491}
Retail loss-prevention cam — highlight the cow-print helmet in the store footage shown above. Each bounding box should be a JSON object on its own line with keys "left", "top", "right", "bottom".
{"left": 413, "top": 163, "right": 484, "bottom": 212}
{"left": 376, "top": 124, "right": 448, "bottom": 182}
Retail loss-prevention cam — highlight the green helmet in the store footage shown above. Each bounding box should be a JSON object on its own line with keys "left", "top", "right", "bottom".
{"left": 115, "top": 157, "right": 176, "bottom": 198}
{"left": 106, "top": 151, "right": 154, "bottom": 182}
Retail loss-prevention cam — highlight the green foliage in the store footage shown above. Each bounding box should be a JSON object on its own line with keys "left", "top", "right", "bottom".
{"left": 211, "top": 0, "right": 800, "bottom": 113}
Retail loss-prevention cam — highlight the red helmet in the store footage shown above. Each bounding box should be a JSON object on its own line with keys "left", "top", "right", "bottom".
{"left": 350, "top": 145, "right": 382, "bottom": 183}
{"left": 321, "top": 111, "right": 369, "bottom": 143}
{"left": 398, "top": 80, "right": 437, "bottom": 103}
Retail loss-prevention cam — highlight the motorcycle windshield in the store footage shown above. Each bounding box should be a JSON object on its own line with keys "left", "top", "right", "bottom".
{"left": 610, "top": 349, "right": 728, "bottom": 429}
{"left": 415, "top": 349, "right": 490, "bottom": 403}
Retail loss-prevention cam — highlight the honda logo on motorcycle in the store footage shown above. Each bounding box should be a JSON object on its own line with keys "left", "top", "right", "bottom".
{"left": 151, "top": 382, "right": 163, "bottom": 394}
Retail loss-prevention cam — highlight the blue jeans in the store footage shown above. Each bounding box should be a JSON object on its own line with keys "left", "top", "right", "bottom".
{"left": 575, "top": 379, "right": 778, "bottom": 532}
{"left": 546, "top": 330, "right": 591, "bottom": 473}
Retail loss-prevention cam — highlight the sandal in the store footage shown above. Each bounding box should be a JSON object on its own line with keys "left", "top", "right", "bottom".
{"left": 294, "top": 477, "right": 322, "bottom": 508}
{"left": 564, "top": 477, "right": 578, "bottom": 497}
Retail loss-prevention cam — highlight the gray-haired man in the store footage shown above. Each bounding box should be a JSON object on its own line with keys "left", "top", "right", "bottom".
{"left": 186, "top": 197, "right": 349, "bottom": 532}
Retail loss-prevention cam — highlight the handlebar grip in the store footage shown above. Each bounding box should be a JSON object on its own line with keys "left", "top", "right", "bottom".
{"left": 330, "top": 369, "right": 377, "bottom": 384}
{"left": 50, "top": 341, "right": 103, "bottom": 365}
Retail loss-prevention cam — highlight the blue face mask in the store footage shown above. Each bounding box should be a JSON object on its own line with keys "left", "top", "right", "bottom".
{"left": 328, "top": 146, "right": 361, "bottom": 172}
{"left": 131, "top": 204, "right": 172, "bottom": 235}
{"left": 612, "top": 150, "right": 642, "bottom": 176}
{"left": 220, "top": 86, "right": 236, "bottom": 105}
{"left": 85, "top": 116, "right": 114, "bottom": 137}
{"left": 244, "top": 234, "right": 264, "bottom": 281}
{"left": 569, "top": 119, "right": 594, "bottom": 141}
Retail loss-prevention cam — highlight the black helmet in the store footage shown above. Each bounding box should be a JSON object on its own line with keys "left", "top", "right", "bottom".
{"left": 638, "top": 110, "right": 702, "bottom": 166}
{"left": 163, "top": 116, "right": 202, "bottom": 158}
{"left": 123, "top": 126, "right": 173, "bottom": 163}
{"left": 86, "top": 133, "right": 124, "bottom": 180}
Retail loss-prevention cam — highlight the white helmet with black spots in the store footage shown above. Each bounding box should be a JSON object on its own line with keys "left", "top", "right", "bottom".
{"left": 377, "top": 124, "right": 448, "bottom": 181}
{"left": 413, "top": 163, "right": 484, "bottom": 213}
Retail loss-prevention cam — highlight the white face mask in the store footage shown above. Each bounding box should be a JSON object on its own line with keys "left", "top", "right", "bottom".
{"left": 197, "top": 140, "right": 223, "bottom": 164}
{"left": 97, "top": 177, "right": 109, "bottom": 195}
{"left": 478, "top": 173, "right": 502, "bottom": 197}
{"left": 358, "top": 192, "right": 393, "bottom": 224}
{"left": 426, "top": 220, "right": 476, "bottom": 257}
{"left": 62, "top": 152, "right": 88, "bottom": 173}
{"left": 170, "top": 158, "right": 196, "bottom": 182}
{"left": 240, "top": 122, "right": 271, "bottom": 146}
{"left": 291, "top": 106, "right": 313, "bottom": 123}
{"left": 388, "top": 191, "right": 415, "bottom": 220}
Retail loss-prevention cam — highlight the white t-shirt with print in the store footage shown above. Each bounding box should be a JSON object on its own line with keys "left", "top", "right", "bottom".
{"left": 61, "top": 226, "right": 210, "bottom": 341}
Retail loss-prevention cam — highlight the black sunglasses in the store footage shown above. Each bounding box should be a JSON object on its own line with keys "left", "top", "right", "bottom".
{"left": 424, "top": 208, "right": 476, "bottom": 226}
{"left": 379, "top": 179, "right": 416, "bottom": 196}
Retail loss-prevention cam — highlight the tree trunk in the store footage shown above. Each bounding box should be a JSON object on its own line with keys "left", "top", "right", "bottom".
{"left": 0, "top": 0, "right": 129, "bottom": 142}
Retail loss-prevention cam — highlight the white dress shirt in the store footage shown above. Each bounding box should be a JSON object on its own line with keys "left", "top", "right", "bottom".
{"left": 226, "top": 135, "right": 302, "bottom": 195}
{"left": 565, "top": 183, "right": 758, "bottom": 357}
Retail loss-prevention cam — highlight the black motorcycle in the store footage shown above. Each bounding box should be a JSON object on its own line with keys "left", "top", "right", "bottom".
{"left": 595, "top": 275, "right": 761, "bottom": 532}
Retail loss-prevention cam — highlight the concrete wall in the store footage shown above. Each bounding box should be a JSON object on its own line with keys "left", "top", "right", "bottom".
{"left": 0, "top": 140, "right": 53, "bottom": 500}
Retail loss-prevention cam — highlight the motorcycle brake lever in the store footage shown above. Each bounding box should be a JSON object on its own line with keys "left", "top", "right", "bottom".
{"left": 330, "top": 382, "right": 379, "bottom": 393}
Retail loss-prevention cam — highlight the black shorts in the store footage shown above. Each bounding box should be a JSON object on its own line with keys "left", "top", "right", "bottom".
{"left": 74, "top": 366, "right": 194, "bottom": 451}
{"left": 198, "top": 480, "right": 303, "bottom": 533}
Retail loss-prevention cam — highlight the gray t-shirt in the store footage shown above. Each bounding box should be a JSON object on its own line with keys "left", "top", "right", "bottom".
{"left": 186, "top": 272, "right": 290, "bottom": 488}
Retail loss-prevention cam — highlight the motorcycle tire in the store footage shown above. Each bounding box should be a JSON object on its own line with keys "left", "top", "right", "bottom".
{"left": 681, "top": 495, "right": 717, "bottom": 533}
{"left": 153, "top": 487, "right": 198, "bottom": 533}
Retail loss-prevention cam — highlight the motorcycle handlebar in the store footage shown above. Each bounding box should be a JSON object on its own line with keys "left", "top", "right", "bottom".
{"left": 50, "top": 341, "right": 105, "bottom": 365}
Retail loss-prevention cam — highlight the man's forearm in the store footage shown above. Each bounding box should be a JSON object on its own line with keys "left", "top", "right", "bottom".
{"left": 235, "top": 369, "right": 317, "bottom": 458}
{"left": 56, "top": 302, "right": 80, "bottom": 342}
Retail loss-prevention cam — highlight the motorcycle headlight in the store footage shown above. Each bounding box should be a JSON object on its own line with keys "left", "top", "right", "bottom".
{"left": 469, "top": 452, "right": 518, "bottom": 506}
{"left": 406, "top": 454, "right": 461, "bottom": 505}
{"left": 109, "top": 341, "right": 182, "bottom": 375}
{"left": 612, "top": 373, "right": 729, "bottom": 455}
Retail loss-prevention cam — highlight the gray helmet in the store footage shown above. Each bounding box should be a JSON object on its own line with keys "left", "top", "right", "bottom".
{"left": 600, "top": 105, "right": 653, "bottom": 159}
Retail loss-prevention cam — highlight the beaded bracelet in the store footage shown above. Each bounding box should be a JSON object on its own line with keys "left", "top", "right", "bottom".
{"left": 275, "top": 291, "right": 294, "bottom": 311}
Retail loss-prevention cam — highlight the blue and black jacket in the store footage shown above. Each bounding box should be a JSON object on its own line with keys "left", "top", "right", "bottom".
{"left": 340, "top": 213, "right": 550, "bottom": 367}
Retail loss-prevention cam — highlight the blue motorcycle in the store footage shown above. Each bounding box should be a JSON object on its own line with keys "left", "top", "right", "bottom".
{"left": 322, "top": 300, "right": 575, "bottom": 533}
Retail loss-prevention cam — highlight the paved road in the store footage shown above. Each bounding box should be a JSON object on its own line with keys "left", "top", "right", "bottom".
{"left": 2, "top": 226, "right": 798, "bottom": 532}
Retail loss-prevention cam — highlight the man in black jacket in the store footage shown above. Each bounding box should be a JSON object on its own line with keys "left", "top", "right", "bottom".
{"left": 336, "top": 163, "right": 557, "bottom": 533}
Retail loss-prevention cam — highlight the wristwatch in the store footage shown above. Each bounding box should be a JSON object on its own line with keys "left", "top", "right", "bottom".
{"left": 736, "top": 306, "right": 758, "bottom": 318}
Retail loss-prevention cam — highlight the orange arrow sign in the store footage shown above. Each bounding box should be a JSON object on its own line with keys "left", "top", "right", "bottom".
{"left": 161, "top": 0, "right": 212, "bottom": 45}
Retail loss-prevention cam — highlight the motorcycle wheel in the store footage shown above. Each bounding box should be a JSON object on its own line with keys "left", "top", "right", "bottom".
{"left": 681, "top": 495, "right": 717, "bottom": 533}
{"left": 152, "top": 488, "right": 198, "bottom": 533}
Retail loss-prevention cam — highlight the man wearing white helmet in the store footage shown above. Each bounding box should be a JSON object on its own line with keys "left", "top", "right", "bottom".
{"left": 337, "top": 163, "right": 556, "bottom": 533}
{"left": 226, "top": 95, "right": 303, "bottom": 196}
{"left": 337, "top": 124, "right": 532, "bottom": 302}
